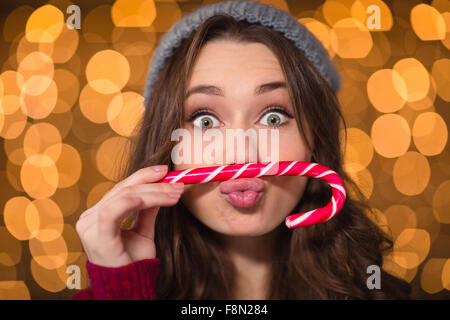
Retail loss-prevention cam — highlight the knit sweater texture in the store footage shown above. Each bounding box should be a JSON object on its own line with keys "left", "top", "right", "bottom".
{"left": 70, "top": 258, "right": 160, "bottom": 300}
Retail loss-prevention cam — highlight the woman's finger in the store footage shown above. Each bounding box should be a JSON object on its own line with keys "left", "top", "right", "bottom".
{"left": 121, "top": 182, "right": 184, "bottom": 197}
{"left": 79, "top": 183, "right": 184, "bottom": 225}
{"left": 105, "top": 165, "right": 169, "bottom": 201}
{"left": 96, "top": 191, "right": 182, "bottom": 241}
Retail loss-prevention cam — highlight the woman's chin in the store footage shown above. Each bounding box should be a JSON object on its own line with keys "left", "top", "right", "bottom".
{"left": 203, "top": 210, "right": 281, "bottom": 237}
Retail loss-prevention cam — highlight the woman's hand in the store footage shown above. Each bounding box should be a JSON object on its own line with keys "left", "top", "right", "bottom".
{"left": 75, "top": 165, "right": 184, "bottom": 267}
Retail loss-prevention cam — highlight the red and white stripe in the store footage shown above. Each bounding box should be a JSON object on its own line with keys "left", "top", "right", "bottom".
{"left": 157, "top": 161, "right": 346, "bottom": 229}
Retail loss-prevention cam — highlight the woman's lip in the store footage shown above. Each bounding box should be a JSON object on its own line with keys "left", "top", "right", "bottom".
{"left": 224, "top": 190, "right": 263, "bottom": 209}
{"left": 219, "top": 177, "right": 265, "bottom": 193}
{"left": 220, "top": 178, "right": 265, "bottom": 209}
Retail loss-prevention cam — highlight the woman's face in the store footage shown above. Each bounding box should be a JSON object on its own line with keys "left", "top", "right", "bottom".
{"left": 175, "top": 40, "right": 313, "bottom": 237}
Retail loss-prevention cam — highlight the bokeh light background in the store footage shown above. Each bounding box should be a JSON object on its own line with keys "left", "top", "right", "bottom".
{"left": 0, "top": 0, "right": 448, "bottom": 300}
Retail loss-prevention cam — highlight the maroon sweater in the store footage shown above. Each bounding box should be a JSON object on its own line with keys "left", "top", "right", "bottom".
{"left": 71, "top": 258, "right": 160, "bottom": 300}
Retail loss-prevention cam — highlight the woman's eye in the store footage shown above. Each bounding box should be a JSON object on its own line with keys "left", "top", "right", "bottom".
{"left": 192, "top": 114, "right": 220, "bottom": 129}
{"left": 259, "top": 111, "right": 288, "bottom": 127}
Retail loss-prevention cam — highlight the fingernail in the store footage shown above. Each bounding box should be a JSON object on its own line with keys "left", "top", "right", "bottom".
{"left": 153, "top": 165, "right": 168, "bottom": 172}
{"left": 168, "top": 192, "right": 181, "bottom": 198}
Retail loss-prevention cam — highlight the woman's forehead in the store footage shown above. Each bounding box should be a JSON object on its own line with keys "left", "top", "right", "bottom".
{"left": 186, "top": 42, "right": 287, "bottom": 102}
{"left": 189, "top": 40, "right": 284, "bottom": 82}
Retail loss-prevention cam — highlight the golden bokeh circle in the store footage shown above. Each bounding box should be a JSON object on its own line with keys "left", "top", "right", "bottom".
{"left": 393, "top": 151, "right": 430, "bottom": 196}
{"left": 107, "top": 91, "right": 144, "bottom": 137}
{"left": 431, "top": 58, "right": 450, "bottom": 102}
{"left": 420, "top": 258, "right": 447, "bottom": 294}
{"left": 29, "top": 234, "right": 68, "bottom": 269}
{"left": 25, "top": 4, "right": 64, "bottom": 43}
{"left": 111, "top": 0, "right": 157, "bottom": 27}
{"left": 0, "top": 281, "right": 31, "bottom": 299}
{"left": 383, "top": 251, "right": 418, "bottom": 283}
{"left": 367, "top": 69, "right": 407, "bottom": 113}
{"left": 343, "top": 127, "right": 374, "bottom": 170}
{"left": 96, "top": 136, "right": 129, "bottom": 181}
{"left": 79, "top": 83, "right": 122, "bottom": 123}
{"left": 46, "top": 143, "right": 82, "bottom": 188}
{"left": 1, "top": 95, "right": 21, "bottom": 115}
{"left": 432, "top": 180, "right": 450, "bottom": 224}
{"left": 412, "top": 112, "right": 448, "bottom": 156}
{"left": 30, "top": 258, "right": 67, "bottom": 293}
{"left": 384, "top": 204, "right": 417, "bottom": 239}
{"left": 1, "top": 70, "right": 24, "bottom": 96}
{"left": 442, "top": 259, "right": 450, "bottom": 290}
{"left": 330, "top": 18, "right": 373, "bottom": 59}
{"left": 20, "top": 75, "right": 57, "bottom": 119}
{"left": 3, "top": 197, "right": 40, "bottom": 240}
{"left": 393, "top": 228, "right": 431, "bottom": 269}
{"left": 0, "top": 101, "right": 27, "bottom": 140}
{"left": 410, "top": 4, "right": 446, "bottom": 41}
{"left": 322, "top": 0, "right": 353, "bottom": 26}
{"left": 40, "top": 26, "right": 79, "bottom": 63}
{"left": 14, "top": 33, "right": 54, "bottom": 67}
{"left": 86, "top": 49, "right": 130, "bottom": 94}
{"left": 17, "top": 51, "right": 54, "bottom": 82}
{"left": 393, "top": 58, "right": 430, "bottom": 102}
{"left": 23, "top": 122, "right": 62, "bottom": 160}
{"left": 406, "top": 75, "right": 437, "bottom": 111}
{"left": 371, "top": 114, "right": 411, "bottom": 158}
{"left": 31, "top": 198, "right": 64, "bottom": 242}
{"left": 441, "top": 12, "right": 450, "bottom": 50}
{"left": 20, "top": 154, "right": 59, "bottom": 199}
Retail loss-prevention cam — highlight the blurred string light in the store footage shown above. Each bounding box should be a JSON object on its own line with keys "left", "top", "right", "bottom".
{"left": 0, "top": 0, "right": 448, "bottom": 299}
{"left": 111, "top": 0, "right": 157, "bottom": 27}
{"left": 25, "top": 4, "right": 64, "bottom": 43}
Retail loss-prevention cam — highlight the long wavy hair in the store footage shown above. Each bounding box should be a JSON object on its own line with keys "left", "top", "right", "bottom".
{"left": 119, "top": 14, "right": 411, "bottom": 299}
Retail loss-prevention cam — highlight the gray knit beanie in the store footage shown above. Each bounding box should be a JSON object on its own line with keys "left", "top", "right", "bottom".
{"left": 143, "top": 0, "right": 341, "bottom": 106}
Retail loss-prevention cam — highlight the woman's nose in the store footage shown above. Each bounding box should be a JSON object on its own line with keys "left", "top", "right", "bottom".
{"left": 221, "top": 119, "right": 280, "bottom": 164}
{"left": 221, "top": 127, "right": 260, "bottom": 165}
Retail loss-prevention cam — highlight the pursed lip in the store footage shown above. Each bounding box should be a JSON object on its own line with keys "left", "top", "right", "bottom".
{"left": 219, "top": 178, "right": 265, "bottom": 209}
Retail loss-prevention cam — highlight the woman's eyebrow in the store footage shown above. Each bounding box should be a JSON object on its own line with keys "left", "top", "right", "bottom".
{"left": 185, "top": 81, "right": 287, "bottom": 98}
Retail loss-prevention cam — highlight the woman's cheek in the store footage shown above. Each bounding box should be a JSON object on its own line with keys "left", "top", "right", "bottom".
{"left": 265, "top": 175, "right": 309, "bottom": 213}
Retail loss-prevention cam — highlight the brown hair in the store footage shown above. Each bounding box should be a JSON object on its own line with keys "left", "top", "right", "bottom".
{"left": 120, "top": 14, "right": 411, "bottom": 299}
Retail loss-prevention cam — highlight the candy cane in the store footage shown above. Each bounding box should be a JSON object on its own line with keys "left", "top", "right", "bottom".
{"left": 156, "top": 161, "right": 346, "bottom": 229}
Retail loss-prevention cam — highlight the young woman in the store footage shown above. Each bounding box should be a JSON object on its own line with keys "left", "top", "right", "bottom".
{"left": 72, "top": 1, "right": 411, "bottom": 300}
